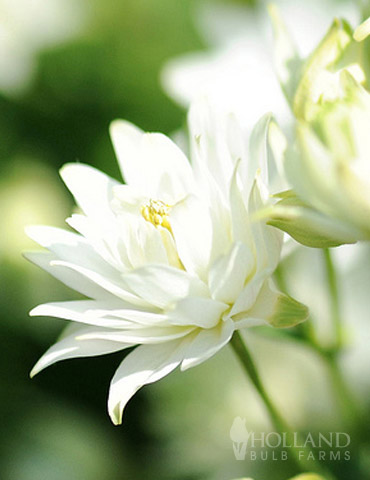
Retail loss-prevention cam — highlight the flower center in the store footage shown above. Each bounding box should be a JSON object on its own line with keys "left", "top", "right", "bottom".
{"left": 141, "top": 199, "right": 172, "bottom": 230}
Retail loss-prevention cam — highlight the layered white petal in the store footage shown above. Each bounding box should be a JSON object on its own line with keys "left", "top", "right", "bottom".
{"left": 249, "top": 179, "right": 283, "bottom": 272}
{"left": 207, "top": 179, "right": 233, "bottom": 263}
{"left": 285, "top": 125, "right": 344, "bottom": 217}
{"left": 108, "top": 337, "right": 192, "bottom": 425}
{"left": 66, "top": 213, "right": 129, "bottom": 271}
{"left": 209, "top": 242, "right": 255, "bottom": 304}
{"left": 118, "top": 215, "right": 169, "bottom": 269}
{"left": 109, "top": 120, "right": 144, "bottom": 185}
{"left": 121, "top": 264, "right": 209, "bottom": 309}
{"left": 77, "top": 326, "right": 195, "bottom": 344}
{"left": 229, "top": 269, "right": 272, "bottom": 318}
{"left": 110, "top": 120, "right": 194, "bottom": 202}
{"left": 30, "top": 300, "right": 167, "bottom": 329}
{"left": 50, "top": 260, "right": 150, "bottom": 307}
{"left": 242, "top": 278, "right": 279, "bottom": 321}
{"left": 30, "top": 326, "right": 131, "bottom": 378}
{"left": 229, "top": 163, "right": 254, "bottom": 249}
{"left": 170, "top": 195, "right": 213, "bottom": 280}
{"left": 111, "top": 184, "right": 146, "bottom": 214}
{"left": 60, "top": 163, "right": 118, "bottom": 223}
{"left": 26, "top": 225, "right": 121, "bottom": 280}
{"left": 188, "top": 99, "right": 234, "bottom": 195}
{"left": 246, "top": 113, "right": 272, "bottom": 192}
{"left": 181, "top": 318, "right": 234, "bottom": 371}
{"left": 24, "top": 251, "right": 114, "bottom": 300}
{"left": 166, "top": 296, "right": 228, "bottom": 329}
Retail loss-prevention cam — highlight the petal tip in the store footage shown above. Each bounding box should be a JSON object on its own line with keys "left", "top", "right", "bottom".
{"left": 29, "top": 364, "right": 40, "bottom": 378}
{"left": 108, "top": 401, "right": 124, "bottom": 426}
{"left": 29, "top": 306, "right": 39, "bottom": 317}
{"left": 59, "top": 162, "right": 77, "bottom": 179}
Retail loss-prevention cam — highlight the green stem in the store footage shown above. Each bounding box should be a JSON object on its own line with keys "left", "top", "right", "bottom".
{"left": 274, "top": 255, "right": 361, "bottom": 435}
{"left": 322, "top": 248, "right": 343, "bottom": 352}
{"left": 231, "top": 330, "right": 286, "bottom": 432}
{"left": 321, "top": 249, "right": 362, "bottom": 422}
{"left": 325, "top": 352, "right": 361, "bottom": 426}
{"left": 230, "top": 330, "right": 332, "bottom": 477}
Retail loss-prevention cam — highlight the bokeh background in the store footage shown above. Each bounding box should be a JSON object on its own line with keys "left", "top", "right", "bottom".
{"left": 1, "top": 0, "right": 370, "bottom": 479}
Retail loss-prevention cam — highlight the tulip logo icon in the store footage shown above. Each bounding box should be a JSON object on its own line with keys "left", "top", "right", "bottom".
{"left": 230, "top": 417, "right": 251, "bottom": 460}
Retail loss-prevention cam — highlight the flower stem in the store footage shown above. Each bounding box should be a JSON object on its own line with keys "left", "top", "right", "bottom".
{"left": 276, "top": 254, "right": 361, "bottom": 427}
{"left": 322, "top": 248, "right": 343, "bottom": 352}
{"left": 321, "top": 249, "right": 363, "bottom": 423}
{"left": 230, "top": 330, "right": 333, "bottom": 478}
{"left": 325, "top": 353, "right": 360, "bottom": 425}
{"left": 230, "top": 330, "right": 287, "bottom": 432}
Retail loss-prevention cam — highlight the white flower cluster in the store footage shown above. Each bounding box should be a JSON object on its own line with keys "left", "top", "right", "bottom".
{"left": 27, "top": 4, "right": 370, "bottom": 426}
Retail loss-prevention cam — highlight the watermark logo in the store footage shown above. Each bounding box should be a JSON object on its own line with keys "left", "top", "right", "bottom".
{"left": 230, "top": 417, "right": 351, "bottom": 462}
{"left": 230, "top": 417, "right": 252, "bottom": 460}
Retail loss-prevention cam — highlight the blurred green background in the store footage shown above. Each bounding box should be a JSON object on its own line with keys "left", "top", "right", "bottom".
{"left": 1, "top": 0, "right": 370, "bottom": 479}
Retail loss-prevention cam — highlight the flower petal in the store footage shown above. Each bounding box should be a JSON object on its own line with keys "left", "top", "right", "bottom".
{"left": 249, "top": 179, "right": 283, "bottom": 272}
{"left": 208, "top": 242, "right": 255, "bottom": 304}
{"left": 30, "top": 326, "right": 131, "bottom": 377}
{"left": 77, "top": 326, "right": 194, "bottom": 344}
{"left": 118, "top": 215, "right": 169, "bottom": 269}
{"left": 26, "top": 225, "right": 121, "bottom": 280}
{"left": 108, "top": 337, "right": 191, "bottom": 424}
{"left": 181, "top": 318, "right": 234, "bottom": 371}
{"left": 166, "top": 296, "right": 228, "bottom": 329}
{"left": 109, "top": 120, "right": 144, "bottom": 185}
{"left": 229, "top": 163, "right": 253, "bottom": 248}
{"left": 268, "top": 4, "right": 302, "bottom": 104}
{"left": 66, "top": 213, "right": 129, "bottom": 271}
{"left": 229, "top": 269, "right": 271, "bottom": 318}
{"left": 246, "top": 113, "right": 272, "bottom": 192}
{"left": 267, "top": 201, "right": 358, "bottom": 248}
{"left": 30, "top": 300, "right": 167, "bottom": 329}
{"left": 170, "top": 195, "right": 213, "bottom": 280}
{"left": 245, "top": 279, "right": 309, "bottom": 328}
{"left": 121, "top": 264, "right": 208, "bottom": 309}
{"left": 60, "top": 163, "right": 118, "bottom": 223}
{"left": 50, "top": 260, "right": 149, "bottom": 307}
{"left": 188, "top": 99, "right": 234, "bottom": 196}
{"left": 110, "top": 120, "right": 194, "bottom": 202}
{"left": 24, "top": 251, "right": 114, "bottom": 300}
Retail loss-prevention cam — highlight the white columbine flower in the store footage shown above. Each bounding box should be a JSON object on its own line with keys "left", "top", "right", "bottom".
{"left": 26, "top": 101, "right": 307, "bottom": 425}
{"left": 269, "top": 72, "right": 370, "bottom": 246}
{"left": 265, "top": 9, "right": 370, "bottom": 247}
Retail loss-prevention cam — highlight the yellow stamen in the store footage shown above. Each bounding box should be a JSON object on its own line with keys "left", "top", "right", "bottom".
{"left": 141, "top": 199, "right": 172, "bottom": 231}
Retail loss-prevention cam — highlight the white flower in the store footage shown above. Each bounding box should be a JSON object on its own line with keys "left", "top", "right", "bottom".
{"left": 265, "top": 9, "right": 370, "bottom": 246}
{"left": 269, "top": 72, "right": 370, "bottom": 245}
{"left": 26, "top": 101, "right": 307, "bottom": 424}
